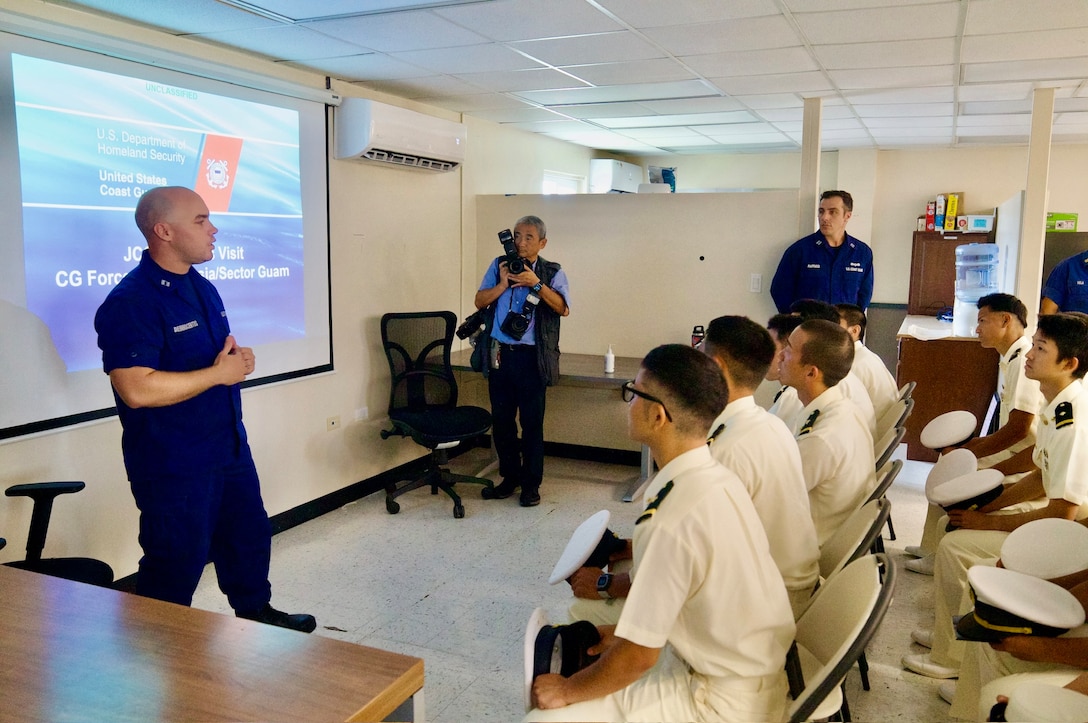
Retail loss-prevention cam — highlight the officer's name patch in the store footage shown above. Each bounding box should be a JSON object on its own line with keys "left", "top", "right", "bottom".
{"left": 806, "top": 263, "right": 821, "bottom": 269}
{"left": 173, "top": 321, "right": 199, "bottom": 333}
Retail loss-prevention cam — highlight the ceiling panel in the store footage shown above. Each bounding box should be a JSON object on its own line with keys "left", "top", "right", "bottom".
{"left": 962, "top": 28, "right": 1088, "bottom": 64}
{"left": 964, "top": 0, "right": 1088, "bottom": 36}
{"left": 511, "top": 31, "right": 665, "bottom": 67}
{"left": 640, "top": 15, "right": 800, "bottom": 56}
{"left": 556, "top": 59, "right": 695, "bottom": 86}
{"left": 595, "top": 0, "right": 779, "bottom": 29}
{"left": 304, "top": 10, "right": 489, "bottom": 52}
{"left": 708, "top": 71, "right": 833, "bottom": 96}
{"left": 47, "top": 0, "right": 278, "bottom": 33}
{"left": 434, "top": 0, "right": 624, "bottom": 41}
{"left": 682, "top": 47, "right": 819, "bottom": 78}
{"left": 813, "top": 38, "right": 956, "bottom": 70}
{"left": 792, "top": 4, "right": 960, "bottom": 44}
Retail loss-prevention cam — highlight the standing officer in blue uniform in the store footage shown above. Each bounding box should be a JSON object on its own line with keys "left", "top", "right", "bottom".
{"left": 474, "top": 216, "right": 570, "bottom": 508}
{"left": 770, "top": 190, "right": 875, "bottom": 313}
{"left": 95, "top": 186, "right": 315, "bottom": 632}
{"left": 1041, "top": 250, "right": 1088, "bottom": 314}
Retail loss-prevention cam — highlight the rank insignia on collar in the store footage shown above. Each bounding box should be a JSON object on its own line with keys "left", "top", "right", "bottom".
{"left": 799, "top": 409, "right": 820, "bottom": 436}
{"left": 1055, "top": 401, "right": 1074, "bottom": 429}
{"left": 636, "top": 480, "right": 674, "bottom": 526}
{"left": 773, "top": 386, "right": 786, "bottom": 403}
{"left": 707, "top": 424, "right": 725, "bottom": 446}
{"left": 1010, "top": 347, "right": 1022, "bottom": 360}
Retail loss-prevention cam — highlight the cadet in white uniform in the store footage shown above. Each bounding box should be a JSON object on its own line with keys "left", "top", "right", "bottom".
{"left": 910, "top": 295, "right": 1045, "bottom": 568}
{"left": 765, "top": 313, "right": 805, "bottom": 428}
{"left": 777, "top": 319, "right": 876, "bottom": 547}
{"left": 903, "top": 313, "right": 1088, "bottom": 681}
{"left": 703, "top": 315, "right": 819, "bottom": 617}
{"left": 836, "top": 302, "right": 898, "bottom": 420}
{"left": 529, "top": 345, "right": 794, "bottom": 723}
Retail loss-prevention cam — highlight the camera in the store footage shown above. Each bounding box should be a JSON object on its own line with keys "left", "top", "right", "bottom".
{"left": 499, "top": 292, "right": 540, "bottom": 341}
{"left": 456, "top": 308, "right": 488, "bottom": 340}
{"left": 498, "top": 228, "right": 526, "bottom": 275}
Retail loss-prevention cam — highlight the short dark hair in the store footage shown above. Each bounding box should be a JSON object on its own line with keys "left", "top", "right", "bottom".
{"left": 641, "top": 344, "right": 728, "bottom": 436}
{"left": 977, "top": 293, "right": 1028, "bottom": 328}
{"left": 797, "top": 319, "right": 855, "bottom": 387}
{"left": 790, "top": 298, "right": 841, "bottom": 323}
{"left": 767, "top": 313, "right": 803, "bottom": 341}
{"left": 820, "top": 189, "right": 853, "bottom": 212}
{"left": 1035, "top": 313, "right": 1088, "bottom": 379}
{"left": 515, "top": 215, "right": 546, "bottom": 239}
{"left": 836, "top": 303, "right": 867, "bottom": 337}
{"left": 704, "top": 316, "right": 776, "bottom": 390}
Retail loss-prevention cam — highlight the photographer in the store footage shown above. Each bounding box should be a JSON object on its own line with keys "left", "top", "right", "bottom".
{"left": 474, "top": 216, "right": 570, "bottom": 507}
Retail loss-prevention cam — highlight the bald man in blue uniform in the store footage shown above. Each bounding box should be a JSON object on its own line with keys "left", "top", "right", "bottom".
{"left": 95, "top": 186, "right": 314, "bottom": 632}
{"left": 1041, "top": 250, "right": 1088, "bottom": 315}
{"left": 770, "top": 190, "right": 874, "bottom": 313}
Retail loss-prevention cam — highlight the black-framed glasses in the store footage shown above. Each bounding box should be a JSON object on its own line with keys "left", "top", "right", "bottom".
{"left": 621, "top": 381, "right": 673, "bottom": 422}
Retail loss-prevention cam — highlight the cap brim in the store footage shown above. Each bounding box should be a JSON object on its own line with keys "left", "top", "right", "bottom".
{"left": 1002, "top": 518, "right": 1088, "bottom": 579}
{"left": 549, "top": 510, "right": 611, "bottom": 585}
{"left": 524, "top": 608, "right": 549, "bottom": 712}
{"left": 920, "top": 410, "right": 978, "bottom": 449}
{"left": 1007, "top": 681, "right": 1088, "bottom": 722}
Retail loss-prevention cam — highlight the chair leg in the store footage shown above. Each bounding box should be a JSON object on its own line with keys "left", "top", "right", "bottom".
{"left": 858, "top": 651, "right": 870, "bottom": 691}
{"left": 887, "top": 513, "right": 897, "bottom": 541}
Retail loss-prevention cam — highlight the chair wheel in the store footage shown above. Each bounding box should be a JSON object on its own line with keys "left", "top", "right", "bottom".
{"left": 385, "top": 497, "right": 400, "bottom": 515}
{"left": 453, "top": 503, "right": 465, "bottom": 519}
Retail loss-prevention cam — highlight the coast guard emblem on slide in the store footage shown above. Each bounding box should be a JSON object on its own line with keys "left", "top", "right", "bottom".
{"left": 205, "top": 159, "right": 230, "bottom": 189}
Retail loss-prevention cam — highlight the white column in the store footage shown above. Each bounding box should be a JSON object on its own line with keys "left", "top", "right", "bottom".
{"left": 1017, "top": 87, "right": 1055, "bottom": 327}
{"left": 799, "top": 97, "right": 823, "bottom": 238}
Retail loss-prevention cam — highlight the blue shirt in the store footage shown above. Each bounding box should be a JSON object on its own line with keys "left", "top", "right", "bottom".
{"left": 478, "top": 257, "right": 570, "bottom": 345}
{"left": 95, "top": 253, "right": 247, "bottom": 479}
{"left": 1043, "top": 250, "right": 1088, "bottom": 313}
{"left": 770, "top": 231, "right": 874, "bottom": 313}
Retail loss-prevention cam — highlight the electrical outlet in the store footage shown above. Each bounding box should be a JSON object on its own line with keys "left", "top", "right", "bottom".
{"left": 749, "top": 273, "right": 762, "bottom": 293}
{"left": 326, "top": 415, "right": 341, "bottom": 432}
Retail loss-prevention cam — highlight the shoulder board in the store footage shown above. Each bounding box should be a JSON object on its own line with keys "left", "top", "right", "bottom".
{"left": 1055, "top": 401, "right": 1075, "bottom": 429}
{"left": 707, "top": 424, "right": 725, "bottom": 446}
{"left": 1010, "top": 347, "right": 1022, "bottom": 360}
{"left": 799, "top": 409, "right": 820, "bottom": 436}
{"left": 773, "top": 386, "right": 785, "bottom": 403}
{"left": 635, "top": 480, "right": 674, "bottom": 526}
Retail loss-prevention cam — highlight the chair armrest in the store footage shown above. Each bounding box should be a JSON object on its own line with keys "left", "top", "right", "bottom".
{"left": 6, "top": 481, "right": 86, "bottom": 499}
{"left": 5, "top": 481, "right": 86, "bottom": 562}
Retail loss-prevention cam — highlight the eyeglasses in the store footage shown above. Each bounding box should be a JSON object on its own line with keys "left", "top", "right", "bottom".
{"left": 621, "top": 381, "right": 673, "bottom": 422}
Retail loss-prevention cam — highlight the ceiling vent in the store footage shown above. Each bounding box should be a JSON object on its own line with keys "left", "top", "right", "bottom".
{"left": 334, "top": 97, "right": 466, "bottom": 172}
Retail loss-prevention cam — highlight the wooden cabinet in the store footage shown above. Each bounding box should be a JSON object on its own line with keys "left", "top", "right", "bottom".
{"left": 907, "top": 231, "right": 994, "bottom": 315}
{"left": 897, "top": 333, "right": 998, "bottom": 462}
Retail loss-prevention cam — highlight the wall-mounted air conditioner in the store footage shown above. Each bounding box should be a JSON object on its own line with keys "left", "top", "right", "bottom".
{"left": 589, "top": 159, "right": 643, "bottom": 193}
{"left": 334, "top": 97, "right": 467, "bottom": 172}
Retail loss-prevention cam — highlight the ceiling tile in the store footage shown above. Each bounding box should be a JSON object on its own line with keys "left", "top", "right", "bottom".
{"left": 784, "top": 0, "right": 951, "bottom": 9}
{"left": 708, "top": 71, "right": 832, "bottom": 96}
{"left": 957, "top": 125, "right": 1031, "bottom": 137}
{"left": 239, "top": 0, "right": 491, "bottom": 22}
{"left": 392, "top": 43, "right": 544, "bottom": 74}
{"left": 471, "top": 106, "right": 570, "bottom": 123}
{"left": 595, "top": 0, "right": 779, "bottom": 29}
{"left": 863, "top": 116, "right": 952, "bottom": 129}
{"left": 964, "top": 58, "right": 1088, "bottom": 84}
{"left": 285, "top": 54, "right": 432, "bottom": 81}
{"left": 505, "top": 119, "right": 601, "bottom": 133}
{"left": 641, "top": 15, "right": 800, "bottom": 56}
{"left": 616, "top": 126, "right": 708, "bottom": 140}
{"left": 433, "top": 0, "right": 623, "bottom": 41}
{"left": 960, "top": 100, "right": 1033, "bottom": 115}
{"left": 955, "top": 115, "right": 1033, "bottom": 128}
{"left": 1056, "top": 98, "right": 1088, "bottom": 112}
{"left": 596, "top": 111, "right": 757, "bottom": 128}
{"left": 829, "top": 65, "right": 953, "bottom": 90}
{"left": 962, "top": 28, "right": 1088, "bottom": 64}
{"left": 772, "top": 117, "right": 864, "bottom": 131}
{"left": 813, "top": 38, "right": 956, "bottom": 70}
{"left": 558, "top": 59, "right": 696, "bottom": 86}
{"left": 638, "top": 97, "right": 747, "bottom": 114}
{"left": 792, "top": 4, "right": 960, "bottom": 44}
{"left": 842, "top": 86, "right": 954, "bottom": 104}
{"left": 512, "top": 32, "right": 665, "bottom": 67}
{"left": 965, "top": 0, "right": 1088, "bottom": 35}
{"left": 732, "top": 93, "right": 804, "bottom": 109}
{"left": 303, "top": 10, "right": 489, "bottom": 52}
{"left": 851, "top": 102, "right": 953, "bottom": 117}
{"left": 452, "top": 67, "right": 590, "bottom": 93}
{"left": 552, "top": 102, "right": 663, "bottom": 118}
{"left": 47, "top": 0, "right": 279, "bottom": 33}
{"left": 363, "top": 73, "right": 495, "bottom": 99}
{"left": 193, "top": 25, "right": 370, "bottom": 61}
{"left": 683, "top": 47, "right": 819, "bottom": 78}
{"left": 513, "top": 79, "right": 718, "bottom": 105}
{"left": 956, "top": 82, "right": 1034, "bottom": 102}
{"left": 413, "top": 93, "right": 534, "bottom": 111}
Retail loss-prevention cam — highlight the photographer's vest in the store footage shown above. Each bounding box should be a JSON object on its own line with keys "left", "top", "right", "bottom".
{"left": 533, "top": 256, "right": 562, "bottom": 387}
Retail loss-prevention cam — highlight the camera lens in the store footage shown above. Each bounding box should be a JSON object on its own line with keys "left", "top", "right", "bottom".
{"left": 508, "top": 257, "right": 525, "bottom": 274}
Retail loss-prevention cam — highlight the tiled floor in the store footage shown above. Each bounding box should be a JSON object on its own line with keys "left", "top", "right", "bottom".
{"left": 192, "top": 445, "right": 955, "bottom": 721}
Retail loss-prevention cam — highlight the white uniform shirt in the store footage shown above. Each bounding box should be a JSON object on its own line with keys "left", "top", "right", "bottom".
{"left": 1034, "top": 380, "right": 1088, "bottom": 519}
{"left": 769, "top": 385, "right": 804, "bottom": 430}
{"left": 839, "top": 370, "right": 878, "bottom": 438}
{"left": 618, "top": 445, "right": 795, "bottom": 680}
{"left": 709, "top": 397, "right": 819, "bottom": 592}
{"left": 793, "top": 385, "right": 877, "bottom": 546}
{"left": 997, "top": 335, "right": 1043, "bottom": 453}
{"left": 851, "top": 340, "right": 899, "bottom": 421}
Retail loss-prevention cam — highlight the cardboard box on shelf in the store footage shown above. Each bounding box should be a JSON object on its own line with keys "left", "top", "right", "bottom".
{"left": 1046, "top": 212, "right": 1078, "bottom": 232}
{"left": 957, "top": 215, "right": 994, "bottom": 233}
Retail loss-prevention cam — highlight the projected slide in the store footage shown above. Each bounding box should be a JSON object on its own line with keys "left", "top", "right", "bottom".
{"left": 12, "top": 54, "right": 305, "bottom": 373}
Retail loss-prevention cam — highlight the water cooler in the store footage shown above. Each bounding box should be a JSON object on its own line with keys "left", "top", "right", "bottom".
{"left": 953, "top": 243, "right": 1001, "bottom": 337}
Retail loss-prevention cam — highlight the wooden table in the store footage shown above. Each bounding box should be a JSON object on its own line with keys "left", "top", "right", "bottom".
{"left": 450, "top": 348, "right": 653, "bottom": 501}
{"left": 0, "top": 565, "right": 424, "bottom": 723}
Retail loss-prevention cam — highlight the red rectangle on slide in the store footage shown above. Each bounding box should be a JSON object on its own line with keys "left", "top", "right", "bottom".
{"left": 195, "top": 134, "right": 243, "bottom": 212}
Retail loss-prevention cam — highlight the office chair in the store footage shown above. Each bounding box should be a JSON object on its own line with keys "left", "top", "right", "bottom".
{"left": 3, "top": 480, "right": 114, "bottom": 586}
{"left": 380, "top": 311, "right": 494, "bottom": 519}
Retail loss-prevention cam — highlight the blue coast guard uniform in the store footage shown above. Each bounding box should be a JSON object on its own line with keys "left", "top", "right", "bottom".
{"left": 95, "top": 252, "right": 272, "bottom": 611}
{"left": 1042, "top": 250, "right": 1088, "bottom": 313}
{"left": 770, "top": 231, "right": 875, "bottom": 313}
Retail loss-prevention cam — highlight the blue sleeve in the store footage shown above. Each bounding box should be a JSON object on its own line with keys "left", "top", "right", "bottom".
{"left": 1043, "top": 260, "right": 1070, "bottom": 307}
{"left": 770, "top": 241, "right": 800, "bottom": 313}
{"left": 478, "top": 257, "right": 501, "bottom": 291}
{"left": 95, "top": 291, "right": 163, "bottom": 374}
{"left": 858, "top": 247, "right": 875, "bottom": 309}
{"left": 549, "top": 267, "right": 571, "bottom": 310}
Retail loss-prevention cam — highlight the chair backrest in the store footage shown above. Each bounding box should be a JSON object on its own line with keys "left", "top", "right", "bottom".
{"left": 788, "top": 553, "right": 897, "bottom": 723}
{"left": 868, "top": 459, "right": 903, "bottom": 504}
{"left": 897, "top": 381, "right": 916, "bottom": 401}
{"left": 817, "top": 498, "right": 891, "bottom": 581}
{"left": 874, "top": 425, "right": 905, "bottom": 471}
{"left": 924, "top": 447, "right": 978, "bottom": 496}
{"left": 875, "top": 396, "right": 913, "bottom": 441}
{"left": 381, "top": 311, "right": 458, "bottom": 413}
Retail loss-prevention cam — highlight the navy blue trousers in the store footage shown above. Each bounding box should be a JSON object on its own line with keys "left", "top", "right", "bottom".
{"left": 488, "top": 344, "right": 547, "bottom": 491}
{"left": 129, "top": 447, "right": 272, "bottom": 613}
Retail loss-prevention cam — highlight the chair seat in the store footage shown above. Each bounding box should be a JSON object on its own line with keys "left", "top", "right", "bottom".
{"left": 391, "top": 405, "right": 492, "bottom": 449}
{"left": 6, "top": 557, "right": 114, "bottom": 587}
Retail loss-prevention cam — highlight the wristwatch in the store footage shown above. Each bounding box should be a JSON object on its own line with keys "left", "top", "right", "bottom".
{"left": 531, "top": 281, "right": 543, "bottom": 293}
{"left": 596, "top": 572, "right": 613, "bottom": 599}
